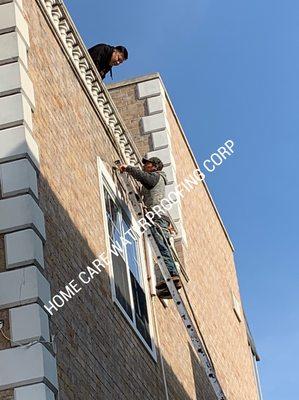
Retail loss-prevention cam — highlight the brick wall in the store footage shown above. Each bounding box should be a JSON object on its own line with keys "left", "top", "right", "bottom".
{"left": 0, "top": 235, "right": 5, "bottom": 273}
{"left": 108, "top": 84, "right": 151, "bottom": 157}
{"left": 165, "top": 99, "right": 259, "bottom": 400}
{"left": 109, "top": 78, "right": 260, "bottom": 400}
{"left": 0, "top": 235, "right": 11, "bottom": 354}
{"left": 0, "top": 390, "right": 14, "bottom": 400}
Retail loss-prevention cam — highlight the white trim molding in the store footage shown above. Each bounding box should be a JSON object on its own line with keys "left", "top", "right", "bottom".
{"left": 0, "top": 344, "right": 58, "bottom": 393}
{"left": 136, "top": 78, "right": 187, "bottom": 244}
{"left": 14, "top": 383, "right": 55, "bottom": 400}
{"left": 0, "top": 0, "right": 58, "bottom": 397}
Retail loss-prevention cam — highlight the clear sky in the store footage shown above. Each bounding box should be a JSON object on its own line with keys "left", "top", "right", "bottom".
{"left": 64, "top": 1, "right": 299, "bottom": 398}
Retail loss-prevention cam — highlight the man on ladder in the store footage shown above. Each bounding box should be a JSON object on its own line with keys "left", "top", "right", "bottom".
{"left": 116, "top": 157, "right": 227, "bottom": 399}
{"left": 117, "top": 156, "right": 181, "bottom": 297}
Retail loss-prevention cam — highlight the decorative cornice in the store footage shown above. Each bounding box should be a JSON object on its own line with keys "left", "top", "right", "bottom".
{"left": 36, "top": 0, "right": 140, "bottom": 166}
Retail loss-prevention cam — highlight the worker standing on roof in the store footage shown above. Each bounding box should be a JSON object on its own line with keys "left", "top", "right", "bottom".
{"left": 88, "top": 43, "right": 128, "bottom": 80}
{"left": 117, "top": 156, "right": 181, "bottom": 295}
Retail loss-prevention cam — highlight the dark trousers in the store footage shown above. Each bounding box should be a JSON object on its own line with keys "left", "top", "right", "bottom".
{"left": 150, "top": 218, "right": 178, "bottom": 277}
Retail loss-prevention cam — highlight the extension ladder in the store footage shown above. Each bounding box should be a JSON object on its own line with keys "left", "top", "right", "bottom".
{"left": 114, "top": 165, "right": 227, "bottom": 400}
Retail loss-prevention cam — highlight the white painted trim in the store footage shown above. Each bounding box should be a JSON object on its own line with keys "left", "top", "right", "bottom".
{"left": 0, "top": 93, "right": 33, "bottom": 131}
{"left": 0, "top": 61, "right": 35, "bottom": 110}
{"left": 146, "top": 95, "right": 164, "bottom": 115}
{"left": 0, "top": 343, "right": 58, "bottom": 392}
{"left": 0, "top": 195, "right": 46, "bottom": 241}
{"left": 14, "top": 383, "right": 55, "bottom": 400}
{"left": 0, "top": 0, "right": 23, "bottom": 12}
{"left": 0, "top": 31, "right": 28, "bottom": 69}
{"left": 137, "top": 79, "right": 186, "bottom": 243}
{"left": 9, "top": 303, "right": 50, "bottom": 346}
{"left": 0, "top": 1, "right": 29, "bottom": 46}
{"left": 0, "top": 266, "right": 51, "bottom": 309}
{"left": 0, "top": 1, "right": 58, "bottom": 395}
{"left": 232, "top": 291, "right": 243, "bottom": 322}
{"left": 137, "top": 79, "right": 163, "bottom": 99}
{"left": 0, "top": 158, "right": 39, "bottom": 199}
{"left": 4, "top": 229, "right": 44, "bottom": 270}
{"left": 0, "top": 125, "right": 40, "bottom": 170}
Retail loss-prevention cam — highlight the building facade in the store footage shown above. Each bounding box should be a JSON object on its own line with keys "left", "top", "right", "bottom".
{"left": 0, "top": 1, "right": 262, "bottom": 399}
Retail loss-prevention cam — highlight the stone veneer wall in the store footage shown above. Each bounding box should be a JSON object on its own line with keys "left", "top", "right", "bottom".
{"left": 0, "top": 0, "right": 58, "bottom": 398}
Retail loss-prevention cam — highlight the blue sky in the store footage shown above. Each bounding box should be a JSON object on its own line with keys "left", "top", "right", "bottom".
{"left": 64, "top": 1, "right": 299, "bottom": 398}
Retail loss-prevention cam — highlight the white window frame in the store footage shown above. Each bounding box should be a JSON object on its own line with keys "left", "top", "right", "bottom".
{"left": 97, "top": 157, "right": 157, "bottom": 360}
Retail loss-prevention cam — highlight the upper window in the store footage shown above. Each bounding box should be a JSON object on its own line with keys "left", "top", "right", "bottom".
{"left": 101, "top": 174, "right": 154, "bottom": 354}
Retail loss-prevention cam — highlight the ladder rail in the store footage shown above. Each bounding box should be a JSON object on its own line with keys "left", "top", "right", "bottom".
{"left": 147, "top": 232, "right": 226, "bottom": 400}
{"left": 114, "top": 167, "right": 227, "bottom": 400}
{"left": 156, "top": 222, "right": 216, "bottom": 370}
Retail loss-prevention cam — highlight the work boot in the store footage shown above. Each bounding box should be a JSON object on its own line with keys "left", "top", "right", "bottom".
{"left": 156, "top": 287, "right": 172, "bottom": 299}
{"left": 155, "top": 274, "right": 180, "bottom": 290}
{"left": 169, "top": 274, "right": 182, "bottom": 289}
{"left": 156, "top": 278, "right": 182, "bottom": 299}
{"left": 156, "top": 280, "right": 167, "bottom": 290}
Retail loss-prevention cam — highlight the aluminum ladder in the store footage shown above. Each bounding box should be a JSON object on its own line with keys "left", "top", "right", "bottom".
{"left": 114, "top": 166, "right": 227, "bottom": 400}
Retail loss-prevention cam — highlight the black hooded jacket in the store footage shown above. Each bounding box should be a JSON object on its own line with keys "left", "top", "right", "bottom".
{"left": 88, "top": 43, "right": 114, "bottom": 79}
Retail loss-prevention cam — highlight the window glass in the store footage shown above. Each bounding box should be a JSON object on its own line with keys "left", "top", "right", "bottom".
{"left": 126, "top": 238, "right": 140, "bottom": 282}
{"left": 112, "top": 251, "right": 132, "bottom": 319}
{"left": 103, "top": 181, "right": 152, "bottom": 350}
{"left": 104, "top": 186, "right": 111, "bottom": 215}
{"left": 104, "top": 186, "right": 121, "bottom": 232}
{"left": 123, "top": 217, "right": 141, "bottom": 283}
{"left": 130, "top": 272, "right": 151, "bottom": 347}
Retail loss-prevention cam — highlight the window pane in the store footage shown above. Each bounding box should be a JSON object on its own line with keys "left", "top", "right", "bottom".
{"left": 104, "top": 187, "right": 121, "bottom": 231}
{"left": 110, "top": 226, "right": 124, "bottom": 256}
{"left": 112, "top": 252, "right": 132, "bottom": 320}
{"left": 126, "top": 239, "right": 140, "bottom": 282}
{"left": 123, "top": 218, "right": 141, "bottom": 282}
{"left": 110, "top": 200, "right": 119, "bottom": 228}
{"left": 130, "top": 272, "right": 151, "bottom": 348}
{"left": 107, "top": 216, "right": 115, "bottom": 238}
{"left": 104, "top": 187, "right": 111, "bottom": 216}
{"left": 103, "top": 181, "right": 152, "bottom": 350}
{"left": 123, "top": 218, "right": 130, "bottom": 234}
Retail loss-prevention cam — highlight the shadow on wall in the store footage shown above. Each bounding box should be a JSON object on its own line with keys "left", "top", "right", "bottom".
{"left": 189, "top": 343, "right": 219, "bottom": 400}
{"left": 0, "top": 159, "right": 219, "bottom": 400}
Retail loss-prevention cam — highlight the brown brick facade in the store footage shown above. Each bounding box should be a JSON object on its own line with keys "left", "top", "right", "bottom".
{"left": 0, "top": 235, "right": 11, "bottom": 353}
{"left": 109, "top": 78, "right": 260, "bottom": 400}
{"left": 0, "top": 1, "right": 260, "bottom": 399}
{"left": 0, "top": 390, "right": 14, "bottom": 400}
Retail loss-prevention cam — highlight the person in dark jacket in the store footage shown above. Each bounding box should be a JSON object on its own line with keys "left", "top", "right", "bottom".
{"left": 88, "top": 43, "right": 128, "bottom": 79}
{"left": 117, "top": 156, "right": 181, "bottom": 296}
